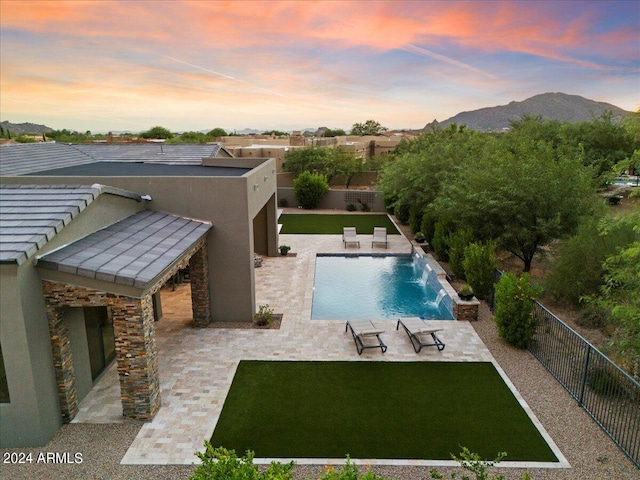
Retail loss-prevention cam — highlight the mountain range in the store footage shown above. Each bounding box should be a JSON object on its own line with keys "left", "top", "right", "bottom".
{"left": 427, "top": 92, "right": 631, "bottom": 132}
{"left": 1, "top": 93, "right": 633, "bottom": 136}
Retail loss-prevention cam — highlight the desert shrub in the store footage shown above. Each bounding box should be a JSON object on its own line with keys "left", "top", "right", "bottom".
{"left": 293, "top": 171, "right": 329, "bottom": 209}
{"left": 192, "top": 443, "right": 294, "bottom": 480}
{"left": 447, "top": 228, "right": 474, "bottom": 279}
{"left": 586, "top": 365, "right": 629, "bottom": 398}
{"left": 357, "top": 199, "right": 371, "bottom": 212}
{"left": 432, "top": 222, "right": 450, "bottom": 262}
{"left": 545, "top": 215, "right": 637, "bottom": 305}
{"left": 576, "top": 304, "right": 612, "bottom": 329}
{"left": 253, "top": 304, "right": 274, "bottom": 326}
{"left": 493, "top": 273, "right": 542, "bottom": 349}
{"left": 346, "top": 203, "right": 357, "bottom": 211}
{"left": 463, "top": 242, "right": 498, "bottom": 300}
{"left": 394, "top": 203, "right": 411, "bottom": 224}
{"left": 278, "top": 198, "right": 289, "bottom": 208}
{"left": 318, "top": 456, "right": 386, "bottom": 480}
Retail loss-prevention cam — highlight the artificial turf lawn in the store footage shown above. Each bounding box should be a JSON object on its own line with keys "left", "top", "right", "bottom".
{"left": 210, "top": 361, "right": 559, "bottom": 462}
{"left": 279, "top": 213, "right": 399, "bottom": 235}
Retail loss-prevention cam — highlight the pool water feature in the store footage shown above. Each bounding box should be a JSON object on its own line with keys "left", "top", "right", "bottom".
{"left": 311, "top": 254, "right": 454, "bottom": 320}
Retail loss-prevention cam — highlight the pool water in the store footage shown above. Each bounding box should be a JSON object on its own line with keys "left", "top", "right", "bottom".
{"left": 311, "top": 255, "right": 454, "bottom": 320}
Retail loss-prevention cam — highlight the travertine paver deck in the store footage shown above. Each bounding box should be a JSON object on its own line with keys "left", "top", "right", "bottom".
{"left": 72, "top": 230, "right": 565, "bottom": 467}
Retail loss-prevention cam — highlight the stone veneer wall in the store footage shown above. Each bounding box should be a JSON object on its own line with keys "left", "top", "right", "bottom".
{"left": 189, "top": 244, "right": 211, "bottom": 327}
{"left": 42, "top": 281, "right": 160, "bottom": 422}
{"left": 453, "top": 299, "right": 480, "bottom": 321}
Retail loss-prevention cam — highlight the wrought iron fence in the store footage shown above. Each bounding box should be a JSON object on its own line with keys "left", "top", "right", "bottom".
{"left": 528, "top": 302, "right": 639, "bottom": 469}
{"left": 489, "top": 270, "right": 639, "bottom": 468}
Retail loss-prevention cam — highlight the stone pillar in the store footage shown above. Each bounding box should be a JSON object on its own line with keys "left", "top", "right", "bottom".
{"left": 112, "top": 295, "right": 160, "bottom": 420}
{"left": 190, "top": 244, "right": 212, "bottom": 327}
{"left": 45, "top": 306, "right": 78, "bottom": 423}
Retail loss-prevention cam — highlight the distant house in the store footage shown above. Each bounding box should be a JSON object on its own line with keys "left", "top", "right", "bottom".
{"left": 0, "top": 142, "right": 279, "bottom": 447}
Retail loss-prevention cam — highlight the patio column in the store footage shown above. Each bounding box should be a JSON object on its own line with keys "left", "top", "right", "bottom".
{"left": 190, "top": 244, "right": 212, "bottom": 326}
{"left": 45, "top": 305, "right": 78, "bottom": 423}
{"left": 112, "top": 295, "right": 160, "bottom": 420}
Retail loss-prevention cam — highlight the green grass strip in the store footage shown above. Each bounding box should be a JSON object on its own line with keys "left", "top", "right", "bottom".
{"left": 279, "top": 214, "right": 399, "bottom": 234}
{"left": 211, "top": 361, "right": 558, "bottom": 461}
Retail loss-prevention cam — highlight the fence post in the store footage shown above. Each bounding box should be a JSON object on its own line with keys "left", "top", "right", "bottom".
{"left": 578, "top": 344, "right": 591, "bottom": 406}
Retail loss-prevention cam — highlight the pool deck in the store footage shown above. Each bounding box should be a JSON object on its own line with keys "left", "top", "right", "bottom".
{"left": 71, "top": 231, "right": 568, "bottom": 468}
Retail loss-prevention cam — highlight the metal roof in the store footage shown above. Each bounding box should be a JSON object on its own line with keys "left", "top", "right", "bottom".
{"left": 37, "top": 210, "right": 212, "bottom": 290}
{"left": 0, "top": 142, "right": 228, "bottom": 177}
{"left": 0, "top": 184, "right": 102, "bottom": 265}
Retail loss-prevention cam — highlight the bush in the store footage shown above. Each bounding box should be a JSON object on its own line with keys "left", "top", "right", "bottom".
{"left": 278, "top": 198, "right": 289, "bottom": 208}
{"left": 253, "top": 304, "right": 274, "bottom": 326}
{"left": 346, "top": 203, "right": 357, "bottom": 211}
{"left": 357, "top": 199, "right": 371, "bottom": 212}
{"left": 394, "top": 203, "right": 411, "bottom": 224}
{"left": 293, "top": 171, "right": 329, "bottom": 209}
{"left": 420, "top": 211, "right": 437, "bottom": 244}
{"left": 463, "top": 242, "right": 497, "bottom": 300}
{"left": 586, "top": 365, "right": 628, "bottom": 398}
{"left": 576, "top": 304, "right": 611, "bottom": 329}
{"left": 493, "top": 273, "right": 541, "bottom": 349}
{"left": 432, "top": 222, "right": 450, "bottom": 262}
{"left": 192, "top": 443, "right": 294, "bottom": 480}
{"left": 409, "top": 208, "right": 424, "bottom": 234}
{"left": 447, "top": 228, "right": 474, "bottom": 279}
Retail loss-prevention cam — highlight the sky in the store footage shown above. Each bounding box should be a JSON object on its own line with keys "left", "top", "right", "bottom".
{"left": 1, "top": 0, "right": 638, "bottom": 134}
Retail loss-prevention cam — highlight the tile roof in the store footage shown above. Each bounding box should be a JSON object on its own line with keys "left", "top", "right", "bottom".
{"left": 0, "top": 184, "right": 102, "bottom": 265}
{"left": 37, "top": 210, "right": 212, "bottom": 290}
{"left": 0, "top": 142, "right": 225, "bottom": 177}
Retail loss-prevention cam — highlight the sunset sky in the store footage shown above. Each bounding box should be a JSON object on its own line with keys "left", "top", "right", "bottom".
{"left": 1, "top": 0, "right": 638, "bottom": 133}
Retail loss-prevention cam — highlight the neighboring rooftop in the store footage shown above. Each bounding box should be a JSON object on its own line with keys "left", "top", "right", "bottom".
{"left": 0, "top": 142, "right": 231, "bottom": 177}
{"left": 0, "top": 184, "right": 146, "bottom": 265}
{"left": 37, "top": 210, "right": 212, "bottom": 290}
{"left": 25, "top": 161, "right": 251, "bottom": 177}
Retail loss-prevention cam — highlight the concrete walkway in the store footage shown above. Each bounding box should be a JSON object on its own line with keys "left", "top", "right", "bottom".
{"left": 72, "top": 231, "right": 566, "bottom": 467}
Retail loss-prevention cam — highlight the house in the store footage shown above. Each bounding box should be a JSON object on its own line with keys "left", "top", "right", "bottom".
{"left": 0, "top": 142, "right": 279, "bottom": 447}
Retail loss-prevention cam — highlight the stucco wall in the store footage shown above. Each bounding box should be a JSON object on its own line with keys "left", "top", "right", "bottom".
{"left": 277, "top": 187, "right": 386, "bottom": 212}
{"left": 0, "top": 194, "right": 145, "bottom": 447}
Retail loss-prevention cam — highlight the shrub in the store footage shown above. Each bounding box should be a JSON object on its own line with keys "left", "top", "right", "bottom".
{"left": 420, "top": 210, "right": 437, "bottom": 244}
{"left": 357, "top": 199, "right": 371, "bottom": 212}
{"left": 432, "top": 222, "right": 450, "bottom": 262}
{"left": 463, "top": 242, "right": 498, "bottom": 300}
{"left": 192, "top": 443, "right": 294, "bottom": 480}
{"left": 586, "top": 365, "right": 628, "bottom": 398}
{"left": 278, "top": 198, "right": 289, "bottom": 208}
{"left": 394, "top": 203, "right": 411, "bottom": 224}
{"left": 346, "top": 203, "right": 357, "bottom": 211}
{"left": 493, "top": 273, "right": 541, "bottom": 349}
{"left": 253, "top": 304, "right": 274, "bottom": 326}
{"left": 576, "top": 304, "right": 611, "bottom": 329}
{"left": 317, "top": 456, "right": 386, "bottom": 480}
{"left": 409, "top": 208, "right": 424, "bottom": 234}
{"left": 447, "top": 228, "right": 474, "bottom": 279}
{"left": 293, "top": 171, "right": 329, "bottom": 209}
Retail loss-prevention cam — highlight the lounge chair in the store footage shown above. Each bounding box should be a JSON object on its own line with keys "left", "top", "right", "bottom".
{"left": 396, "top": 318, "right": 445, "bottom": 353}
{"left": 342, "top": 227, "right": 360, "bottom": 248}
{"left": 346, "top": 319, "right": 387, "bottom": 355}
{"left": 372, "top": 227, "right": 387, "bottom": 248}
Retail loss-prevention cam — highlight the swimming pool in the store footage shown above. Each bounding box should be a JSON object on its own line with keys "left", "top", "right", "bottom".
{"left": 311, "top": 254, "right": 454, "bottom": 320}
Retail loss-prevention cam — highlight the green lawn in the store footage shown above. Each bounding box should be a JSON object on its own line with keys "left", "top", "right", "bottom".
{"left": 210, "top": 361, "right": 558, "bottom": 461}
{"left": 279, "top": 213, "right": 399, "bottom": 234}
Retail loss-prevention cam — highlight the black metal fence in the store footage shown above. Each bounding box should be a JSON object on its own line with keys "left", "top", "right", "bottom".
{"left": 488, "top": 271, "right": 639, "bottom": 468}
{"left": 528, "top": 302, "right": 640, "bottom": 469}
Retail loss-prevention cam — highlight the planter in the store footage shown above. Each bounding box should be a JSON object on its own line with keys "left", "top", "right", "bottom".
{"left": 458, "top": 293, "right": 474, "bottom": 301}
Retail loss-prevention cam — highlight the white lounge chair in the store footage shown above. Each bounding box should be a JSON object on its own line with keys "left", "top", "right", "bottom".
{"left": 372, "top": 227, "right": 387, "bottom": 248}
{"left": 342, "top": 227, "right": 360, "bottom": 248}
{"left": 346, "top": 319, "right": 387, "bottom": 355}
{"left": 396, "top": 318, "right": 445, "bottom": 353}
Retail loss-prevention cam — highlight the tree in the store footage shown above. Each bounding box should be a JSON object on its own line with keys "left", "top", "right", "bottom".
{"left": 350, "top": 119, "right": 387, "bottom": 136}
{"left": 432, "top": 136, "right": 596, "bottom": 272}
{"left": 262, "top": 130, "right": 288, "bottom": 137}
{"left": 322, "top": 128, "right": 346, "bottom": 137}
{"left": 207, "top": 127, "right": 227, "bottom": 138}
{"left": 284, "top": 146, "right": 333, "bottom": 178}
{"left": 293, "top": 171, "right": 329, "bottom": 209}
{"left": 140, "top": 126, "right": 173, "bottom": 139}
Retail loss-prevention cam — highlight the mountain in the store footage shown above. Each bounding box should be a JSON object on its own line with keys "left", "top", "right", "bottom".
{"left": 1, "top": 121, "right": 53, "bottom": 135}
{"left": 428, "top": 93, "right": 632, "bottom": 132}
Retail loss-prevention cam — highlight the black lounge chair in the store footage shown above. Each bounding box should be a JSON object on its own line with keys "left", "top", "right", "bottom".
{"left": 346, "top": 319, "right": 387, "bottom": 355}
{"left": 396, "top": 318, "right": 445, "bottom": 353}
